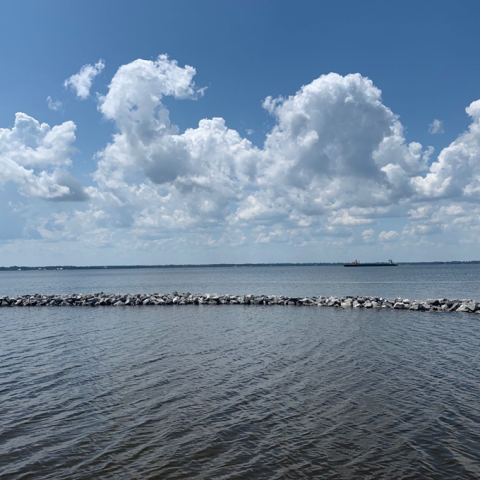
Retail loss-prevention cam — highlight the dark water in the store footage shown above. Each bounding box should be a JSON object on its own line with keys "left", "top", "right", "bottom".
{"left": 1, "top": 266, "right": 480, "bottom": 478}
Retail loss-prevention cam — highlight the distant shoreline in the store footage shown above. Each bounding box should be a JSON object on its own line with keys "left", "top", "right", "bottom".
{"left": 1, "top": 261, "right": 480, "bottom": 271}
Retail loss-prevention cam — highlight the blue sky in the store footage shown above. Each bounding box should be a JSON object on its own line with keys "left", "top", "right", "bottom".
{"left": 1, "top": 0, "right": 480, "bottom": 265}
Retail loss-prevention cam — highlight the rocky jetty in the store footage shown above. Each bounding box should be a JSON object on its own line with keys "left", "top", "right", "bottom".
{"left": 0, "top": 293, "right": 479, "bottom": 313}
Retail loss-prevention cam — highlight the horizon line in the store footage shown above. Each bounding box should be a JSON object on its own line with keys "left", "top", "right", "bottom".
{"left": 1, "top": 261, "right": 480, "bottom": 270}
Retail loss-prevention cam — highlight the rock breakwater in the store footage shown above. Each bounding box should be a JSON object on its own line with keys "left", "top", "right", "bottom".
{"left": 1, "top": 293, "right": 480, "bottom": 312}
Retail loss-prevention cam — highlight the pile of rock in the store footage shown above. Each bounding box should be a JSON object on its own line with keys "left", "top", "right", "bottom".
{"left": 0, "top": 293, "right": 479, "bottom": 313}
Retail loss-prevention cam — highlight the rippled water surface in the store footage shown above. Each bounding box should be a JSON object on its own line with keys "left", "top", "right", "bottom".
{"left": 1, "top": 266, "right": 480, "bottom": 478}
{"left": 1, "top": 263, "right": 480, "bottom": 299}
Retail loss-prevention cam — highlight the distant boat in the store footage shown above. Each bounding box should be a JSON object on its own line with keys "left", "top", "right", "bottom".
{"left": 344, "top": 259, "right": 398, "bottom": 267}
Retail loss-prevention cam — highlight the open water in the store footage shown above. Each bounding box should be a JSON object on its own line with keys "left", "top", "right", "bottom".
{"left": 1, "top": 265, "right": 480, "bottom": 478}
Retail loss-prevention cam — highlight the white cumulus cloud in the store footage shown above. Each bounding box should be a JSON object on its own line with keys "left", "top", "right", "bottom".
{"left": 64, "top": 59, "right": 105, "bottom": 99}
{"left": 413, "top": 100, "right": 480, "bottom": 200}
{"left": 83, "top": 60, "right": 448, "bottom": 248}
{"left": 243, "top": 72, "right": 433, "bottom": 227}
{"left": 92, "top": 54, "right": 260, "bottom": 230}
{"left": 0, "top": 113, "right": 87, "bottom": 200}
{"left": 7, "top": 54, "right": 480, "bottom": 261}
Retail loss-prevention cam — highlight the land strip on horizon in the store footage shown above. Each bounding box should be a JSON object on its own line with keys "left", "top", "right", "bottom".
{"left": 1, "top": 261, "right": 480, "bottom": 271}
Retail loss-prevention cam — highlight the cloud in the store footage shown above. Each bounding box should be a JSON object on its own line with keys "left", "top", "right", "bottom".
{"left": 7, "top": 54, "right": 480, "bottom": 262}
{"left": 236, "top": 72, "right": 433, "bottom": 229}
{"left": 403, "top": 223, "right": 444, "bottom": 236}
{"left": 49, "top": 171, "right": 90, "bottom": 202}
{"left": 329, "top": 211, "right": 374, "bottom": 226}
{"left": 84, "top": 63, "right": 443, "bottom": 258}
{"left": 98, "top": 54, "right": 198, "bottom": 126}
{"left": 64, "top": 59, "right": 105, "bottom": 99}
{"left": 83, "top": 59, "right": 465, "bottom": 252}
{"left": 413, "top": 100, "right": 480, "bottom": 200}
{"left": 46, "top": 96, "right": 63, "bottom": 111}
{"left": 0, "top": 113, "right": 76, "bottom": 168}
{"left": 0, "top": 113, "right": 87, "bottom": 201}
{"left": 428, "top": 119, "right": 444, "bottom": 134}
{"left": 362, "top": 229, "right": 376, "bottom": 243}
{"left": 378, "top": 230, "right": 399, "bottom": 242}
{"left": 93, "top": 54, "right": 259, "bottom": 230}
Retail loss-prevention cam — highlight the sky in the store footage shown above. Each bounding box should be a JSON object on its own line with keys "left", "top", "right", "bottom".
{"left": 1, "top": 0, "right": 480, "bottom": 266}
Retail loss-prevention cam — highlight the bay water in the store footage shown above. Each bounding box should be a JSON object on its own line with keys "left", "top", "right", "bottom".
{"left": 1, "top": 265, "right": 479, "bottom": 478}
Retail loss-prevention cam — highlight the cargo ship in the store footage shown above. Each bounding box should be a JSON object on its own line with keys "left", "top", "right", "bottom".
{"left": 344, "top": 259, "right": 398, "bottom": 267}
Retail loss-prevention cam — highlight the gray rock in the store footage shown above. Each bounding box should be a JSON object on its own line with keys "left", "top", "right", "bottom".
{"left": 0, "top": 292, "right": 477, "bottom": 315}
{"left": 466, "top": 301, "right": 478, "bottom": 312}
